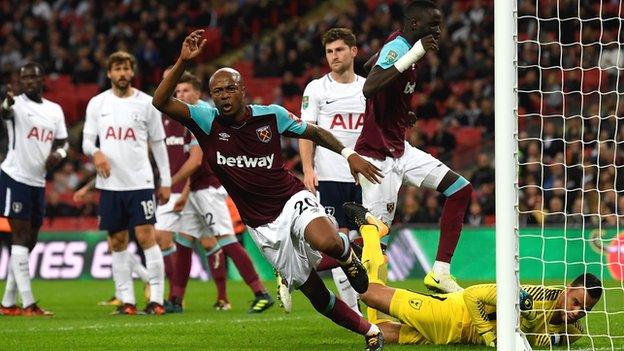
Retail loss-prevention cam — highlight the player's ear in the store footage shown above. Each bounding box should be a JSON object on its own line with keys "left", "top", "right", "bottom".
{"left": 351, "top": 46, "right": 358, "bottom": 57}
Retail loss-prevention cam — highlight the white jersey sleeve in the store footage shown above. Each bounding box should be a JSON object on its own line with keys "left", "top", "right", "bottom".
{"left": 146, "top": 103, "right": 166, "bottom": 142}
{"left": 1, "top": 94, "right": 68, "bottom": 187}
{"left": 84, "top": 89, "right": 160, "bottom": 191}
{"left": 300, "top": 74, "right": 366, "bottom": 183}
{"left": 300, "top": 80, "right": 321, "bottom": 123}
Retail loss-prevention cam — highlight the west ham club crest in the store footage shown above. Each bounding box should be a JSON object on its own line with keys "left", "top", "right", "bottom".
{"left": 256, "top": 125, "right": 272, "bottom": 143}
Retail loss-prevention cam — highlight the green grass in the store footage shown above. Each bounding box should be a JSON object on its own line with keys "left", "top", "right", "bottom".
{"left": 0, "top": 279, "right": 622, "bottom": 350}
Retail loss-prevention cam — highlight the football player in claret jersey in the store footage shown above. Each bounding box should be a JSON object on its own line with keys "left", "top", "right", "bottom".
{"left": 154, "top": 68, "right": 203, "bottom": 306}
{"left": 153, "top": 30, "right": 385, "bottom": 350}
{"left": 164, "top": 73, "right": 273, "bottom": 313}
{"left": 357, "top": 0, "right": 473, "bottom": 293}
{"left": 82, "top": 51, "right": 171, "bottom": 315}
{"left": 0, "top": 62, "right": 68, "bottom": 316}
{"left": 344, "top": 202, "right": 602, "bottom": 348}
{"left": 298, "top": 28, "right": 366, "bottom": 315}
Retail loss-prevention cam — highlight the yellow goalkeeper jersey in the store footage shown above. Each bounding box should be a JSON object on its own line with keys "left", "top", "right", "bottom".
{"left": 520, "top": 285, "right": 584, "bottom": 347}
{"left": 390, "top": 284, "right": 583, "bottom": 347}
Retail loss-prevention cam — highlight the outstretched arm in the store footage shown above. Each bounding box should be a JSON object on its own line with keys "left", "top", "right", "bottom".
{"left": 299, "top": 123, "right": 382, "bottom": 184}
{"left": 152, "top": 29, "right": 207, "bottom": 123}
{"left": 363, "top": 35, "right": 438, "bottom": 99}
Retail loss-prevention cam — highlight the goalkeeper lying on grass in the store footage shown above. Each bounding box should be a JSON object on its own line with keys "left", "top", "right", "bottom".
{"left": 342, "top": 202, "right": 603, "bottom": 348}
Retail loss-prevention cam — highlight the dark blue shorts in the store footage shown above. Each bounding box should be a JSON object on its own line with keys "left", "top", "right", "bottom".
{"left": 317, "top": 181, "right": 362, "bottom": 230}
{"left": 0, "top": 171, "right": 45, "bottom": 227}
{"left": 98, "top": 189, "right": 157, "bottom": 234}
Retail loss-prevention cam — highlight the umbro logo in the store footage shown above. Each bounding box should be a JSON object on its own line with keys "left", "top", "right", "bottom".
{"left": 219, "top": 132, "right": 230, "bottom": 141}
{"left": 101, "top": 113, "right": 110, "bottom": 117}
{"left": 325, "top": 100, "right": 338, "bottom": 104}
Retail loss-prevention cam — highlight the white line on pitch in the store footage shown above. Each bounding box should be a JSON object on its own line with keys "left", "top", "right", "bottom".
{"left": 0, "top": 315, "right": 311, "bottom": 334}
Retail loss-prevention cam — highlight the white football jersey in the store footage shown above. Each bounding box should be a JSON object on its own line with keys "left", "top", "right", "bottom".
{"left": 300, "top": 74, "right": 365, "bottom": 182}
{"left": 1, "top": 94, "right": 68, "bottom": 187}
{"left": 83, "top": 89, "right": 165, "bottom": 191}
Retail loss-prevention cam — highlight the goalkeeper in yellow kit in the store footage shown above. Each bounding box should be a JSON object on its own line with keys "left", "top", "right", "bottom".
{"left": 343, "top": 202, "right": 603, "bottom": 348}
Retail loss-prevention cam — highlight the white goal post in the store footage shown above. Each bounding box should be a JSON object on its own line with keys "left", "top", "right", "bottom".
{"left": 495, "top": 0, "right": 523, "bottom": 349}
{"left": 496, "top": 1, "right": 624, "bottom": 350}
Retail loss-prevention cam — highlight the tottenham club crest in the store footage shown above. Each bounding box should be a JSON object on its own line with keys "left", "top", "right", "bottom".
{"left": 12, "top": 202, "right": 23, "bottom": 214}
{"left": 256, "top": 125, "right": 272, "bottom": 143}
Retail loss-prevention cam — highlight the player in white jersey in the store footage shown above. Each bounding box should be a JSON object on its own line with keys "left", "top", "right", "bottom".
{"left": 0, "top": 62, "right": 68, "bottom": 316}
{"left": 296, "top": 28, "right": 366, "bottom": 315}
{"left": 82, "top": 51, "right": 171, "bottom": 315}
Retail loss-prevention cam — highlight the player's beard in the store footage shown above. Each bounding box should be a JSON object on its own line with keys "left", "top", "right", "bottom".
{"left": 332, "top": 61, "right": 352, "bottom": 76}
{"left": 113, "top": 78, "right": 131, "bottom": 93}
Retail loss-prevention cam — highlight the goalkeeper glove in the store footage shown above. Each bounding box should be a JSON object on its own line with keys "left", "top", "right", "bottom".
{"left": 482, "top": 331, "right": 497, "bottom": 347}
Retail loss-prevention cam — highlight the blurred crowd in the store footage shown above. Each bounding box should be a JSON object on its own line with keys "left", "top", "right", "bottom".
{"left": 6, "top": 0, "right": 614, "bottom": 229}
{"left": 517, "top": 0, "right": 624, "bottom": 227}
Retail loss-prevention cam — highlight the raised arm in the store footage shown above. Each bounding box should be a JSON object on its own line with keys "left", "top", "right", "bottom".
{"left": 363, "top": 35, "right": 438, "bottom": 99}
{"left": 0, "top": 84, "right": 14, "bottom": 120}
{"left": 152, "top": 30, "right": 207, "bottom": 123}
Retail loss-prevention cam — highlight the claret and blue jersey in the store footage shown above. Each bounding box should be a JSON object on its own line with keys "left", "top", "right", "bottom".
{"left": 187, "top": 103, "right": 307, "bottom": 227}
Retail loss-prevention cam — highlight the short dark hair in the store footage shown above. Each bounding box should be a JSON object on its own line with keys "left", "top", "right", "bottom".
{"left": 404, "top": 0, "right": 439, "bottom": 19}
{"left": 179, "top": 72, "right": 202, "bottom": 92}
{"left": 571, "top": 273, "right": 603, "bottom": 300}
{"left": 20, "top": 62, "right": 45, "bottom": 75}
{"left": 107, "top": 51, "right": 136, "bottom": 71}
{"left": 322, "top": 28, "right": 357, "bottom": 48}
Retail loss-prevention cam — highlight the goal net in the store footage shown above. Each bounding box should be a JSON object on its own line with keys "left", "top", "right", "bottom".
{"left": 497, "top": 0, "right": 624, "bottom": 350}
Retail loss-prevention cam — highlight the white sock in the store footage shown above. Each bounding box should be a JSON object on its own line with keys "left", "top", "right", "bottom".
{"left": 331, "top": 267, "right": 361, "bottom": 316}
{"left": 112, "top": 250, "right": 135, "bottom": 305}
{"left": 10, "top": 245, "right": 35, "bottom": 307}
{"left": 432, "top": 261, "right": 451, "bottom": 276}
{"left": 2, "top": 264, "right": 17, "bottom": 307}
{"left": 143, "top": 245, "right": 164, "bottom": 305}
{"left": 128, "top": 253, "right": 149, "bottom": 283}
{"left": 366, "top": 323, "right": 380, "bottom": 336}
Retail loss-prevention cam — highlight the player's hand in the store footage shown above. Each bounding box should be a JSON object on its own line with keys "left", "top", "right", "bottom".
{"left": 347, "top": 153, "right": 383, "bottom": 185}
{"left": 303, "top": 169, "right": 318, "bottom": 193}
{"left": 2, "top": 84, "right": 15, "bottom": 107}
{"left": 157, "top": 186, "right": 171, "bottom": 205}
{"left": 45, "top": 152, "right": 63, "bottom": 172}
{"left": 93, "top": 150, "right": 111, "bottom": 178}
{"left": 73, "top": 186, "right": 90, "bottom": 203}
{"left": 407, "top": 111, "right": 418, "bottom": 126}
{"left": 173, "top": 193, "right": 188, "bottom": 212}
{"left": 482, "top": 331, "right": 496, "bottom": 348}
{"left": 179, "top": 29, "right": 207, "bottom": 63}
{"left": 421, "top": 34, "right": 439, "bottom": 52}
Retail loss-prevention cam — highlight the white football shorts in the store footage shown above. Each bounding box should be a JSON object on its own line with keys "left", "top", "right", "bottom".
{"left": 178, "top": 186, "right": 234, "bottom": 239}
{"left": 359, "top": 141, "right": 450, "bottom": 224}
{"left": 248, "top": 190, "right": 327, "bottom": 292}
{"left": 155, "top": 193, "right": 183, "bottom": 232}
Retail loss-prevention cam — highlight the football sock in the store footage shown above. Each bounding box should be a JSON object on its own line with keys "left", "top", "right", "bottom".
{"left": 206, "top": 246, "right": 228, "bottom": 302}
{"left": 162, "top": 245, "right": 177, "bottom": 283}
{"left": 437, "top": 182, "right": 472, "bottom": 263}
{"left": 337, "top": 232, "right": 352, "bottom": 263}
{"left": 221, "top": 241, "right": 265, "bottom": 295}
{"left": 331, "top": 267, "right": 361, "bottom": 316}
{"left": 432, "top": 261, "right": 451, "bottom": 276}
{"left": 170, "top": 241, "right": 192, "bottom": 299}
{"left": 144, "top": 245, "right": 165, "bottom": 305}
{"left": 10, "top": 245, "right": 34, "bottom": 307}
{"left": 313, "top": 289, "right": 371, "bottom": 335}
{"left": 2, "top": 263, "right": 17, "bottom": 306}
{"left": 361, "top": 225, "right": 385, "bottom": 285}
{"left": 128, "top": 252, "right": 149, "bottom": 283}
{"left": 316, "top": 255, "right": 340, "bottom": 271}
{"left": 112, "top": 250, "right": 135, "bottom": 305}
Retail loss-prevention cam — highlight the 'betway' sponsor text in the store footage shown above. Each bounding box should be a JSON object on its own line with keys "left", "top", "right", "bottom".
{"left": 216, "top": 151, "right": 274, "bottom": 169}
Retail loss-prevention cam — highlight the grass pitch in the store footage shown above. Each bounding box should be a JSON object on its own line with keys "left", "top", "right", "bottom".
{"left": 0, "top": 279, "right": 621, "bottom": 350}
